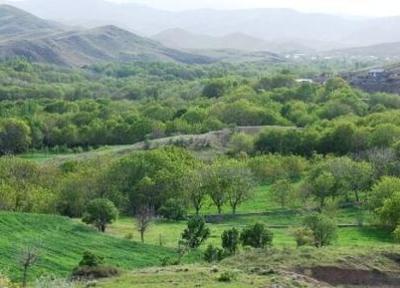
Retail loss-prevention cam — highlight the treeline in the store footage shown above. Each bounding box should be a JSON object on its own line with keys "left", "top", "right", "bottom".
{"left": 0, "top": 147, "right": 308, "bottom": 217}
{"left": 2, "top": 144, "right": 400, "bottom": 238}
{"left": 2, "top": 59, "right": 400, "bottom": 155}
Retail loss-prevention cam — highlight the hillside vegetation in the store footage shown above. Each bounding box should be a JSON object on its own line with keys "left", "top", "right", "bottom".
{"left": 0, "top": 212, "right": 178, "bottom": 281}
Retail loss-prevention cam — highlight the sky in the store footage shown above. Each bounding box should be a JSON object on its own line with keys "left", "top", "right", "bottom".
{"left": 106, "top": 0, "right": 400, "bottom": 17}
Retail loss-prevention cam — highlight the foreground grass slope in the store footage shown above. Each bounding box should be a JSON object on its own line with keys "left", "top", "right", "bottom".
{"left": 0, "top": 212, "right": 177, "bottom": 281}
{"left": 95, "top": 246, "right": 400, "bottom": 288}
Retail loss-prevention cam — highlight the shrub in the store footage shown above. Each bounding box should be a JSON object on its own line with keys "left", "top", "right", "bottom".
{"left": 72, "top": 266, "right": 119, "bottom": 280}
{"left": 79, "top": 251, "right": 104, "bottom": 267}
{"left": 72, "top": 251, "right": 118, "bottom": 280}
{"left": 217, "top": 271, "right": 237, "bottom": 282}
{"left": 160, "top": 257, "right": 179, "bottom": 267}
{"left": 221, "top": 228, "right": 240, "bottom": 255}
{"left": 291, "top": 227, "right": 314, "bottom": 247}
{"left": 158, "top": 199, "right": 187, "bottom": 221}
{"left": 181, "top": 216, "right": 210, "bottom": 249}
{"left": 303, "top": 214, "right": 337, "bottom": 247}
{"left": 204, "top": 245, "right": 224, "bottom": 263}
{"left": 240, "top": 223, "right": 273, "bottom": 248}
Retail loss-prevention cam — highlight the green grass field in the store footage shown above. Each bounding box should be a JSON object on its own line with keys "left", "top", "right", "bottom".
{"left": 108, "top": 184, "right": 391, "bottom": 250}
{"left": 0, "top": 212, "right": 184, "bottom": 281}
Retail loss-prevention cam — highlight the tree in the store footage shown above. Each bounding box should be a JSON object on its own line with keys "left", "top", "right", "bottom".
{"left": 158, "top": 198, "right": 187, "bottom": 221}
{"left": 184, "top": 169, "right": 208, "bottom": 215}
{"left": 221, "top": 228, "right": 240, "bottom": 255}
{"left": 308, "top": 171, "right": 336, "bottom": 208}
{"left": 136, "top": 206, "right": 154, "bottom": 243}
{"left": 0, "top": 118, "right": 32, "bottom": 155}
{"left": 19, "top": 244, "right": 40, "bottom": 287}
{"left": 82, "top": 199, "right": 118, "bottom": 232}
{"left": 228, "top": 133, "right": 254, "bottom": 155}
{"left": 225, "top": 164, "right": 256, "bottom": 214}
{"left": 202, "top": 80, "right": 226, "bottom": 98}
{"left": 303, "top": 214, "right": 337, "bottom": 247}
{"left": 181, "top": 216, "right": 210, "bottom": 249}
{"left": 206, "top": 166, "right": 228, "bottom": 215}
{"left": 369, "top": 177, "right": 400, "bottom": 213}
{"left": 270, "top": 179, "right": 294, "bottom": 208}
{"left": 240, "top": 223, "right": 273, "bottom": 248}
{"left": 376, "top": 191, "right": 400, "bottom": 231}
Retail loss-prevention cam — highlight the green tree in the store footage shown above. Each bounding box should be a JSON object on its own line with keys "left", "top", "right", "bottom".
{"left": 270, "top": 179, "right": 294, "bottom": 208}
{"left": 181, "top": 216, "right": 210, "bottom": 249}
{"left": 82, "top": 199, "right": 118, "bottom": 232}
{"left": 0, "top": 118, "right": 31, "bottom": 154}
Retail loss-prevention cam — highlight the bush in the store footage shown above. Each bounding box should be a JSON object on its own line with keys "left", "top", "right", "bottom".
{"left": 204, "top": 244, "right": 224, "bottom": 263}
{"left": 79, "top": 251, "right": 104, "bottom": 267}
{"left": 181, "top": 216, "right": 210, "bottom": 249}
{"left": 291, "top": 227, "right": 314, "bottom": 247}
{"left": 73, "top": 251, "right": 118, "bottom": 280}
{"left": 221, "top": 228, "right": 240, "bottom": 255}
{"left": 72, "top": 266, "right": 119, "bottom": 280}
{"left": 303, "top": 214, "right": 337, "bottom": 247}
{"left": 158, "top": 199, "right": 187, "bottom": 221}
{"left": 240, "top": 223, "right": 273, "bottom": 248}
{"left": 217, "top": 271, "right": 237, "bottom": 282}
{"left": 160, "top": 257, "right": 180, "bottom": 267}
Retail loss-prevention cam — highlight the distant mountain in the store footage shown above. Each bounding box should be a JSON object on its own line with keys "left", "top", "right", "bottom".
{"left": 328, "top": 42, "right": 400, "bottom": 58}
{"left": 0, "top": 4, "right": 62, "bottom": 41}
{"left": 153, "top": 28, "right": 315, "bottom": 54}
{"left": 0, "top": 5, "right": 214, "bottom": 66}
{"left": 11, "top": 0, "right": 389, "bottom": 51}
{"left": 153, "top": 28, "right": 270, "bottom": 51}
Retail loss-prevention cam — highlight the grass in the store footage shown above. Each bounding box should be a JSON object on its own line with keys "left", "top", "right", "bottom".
{"left": 0, "top": 212, "right": 186, "bottom": 281}
{"left": 92, "top": 265, "right": 308, "bottom": 288}
{"left": 108, "top": 216, "right": 395, "bottom": 250}
{"left": 93, "top": 244, "right": 400, "bottom": 288}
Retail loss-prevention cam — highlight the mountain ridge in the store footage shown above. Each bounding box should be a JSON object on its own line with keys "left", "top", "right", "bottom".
{"left": 0, "top": 5, "right": 215, "bottom": 66}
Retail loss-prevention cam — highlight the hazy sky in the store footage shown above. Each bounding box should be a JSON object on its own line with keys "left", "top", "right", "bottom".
{"left": 107, "top": 0, "right": 400, "bottom": 16}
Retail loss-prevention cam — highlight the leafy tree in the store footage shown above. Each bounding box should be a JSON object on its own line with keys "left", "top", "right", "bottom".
{"left": 369, "top": 177, "right": 400, "bottom": 214}
{"left": 376, "top": 191, "right": 400, "bottom": 231}
{"left": 184, "top": 168, "right": 209, "bottom": 215}
{"left": 181, "top": 216, "right": 210, "bottom": 249}
{"left": 0, "top": 118, "right": 31, "bottom": 154}
{"left": 158, "top": 199, "right": 187, "bottom": 221}
{"left": 270, "top": 179, "right": 294, "bottom": 208}
{"left": 228, "top": 133, "right": 254, "bottom": 155}
{"left": 307, "top": 171, "right": 336, "bottom": 208}
{"left": 303, "top": 214, "right": 337, "bottom": 247}
{"left": 82, "top": 199, "right": 118, "bottom": 232}
{"left": 240, "top": 223, "right": 273, "bottom": 248}
{"left": 221, "top": 228, "right": 240, "bottom": 255}
{"left": 202, "top": 80, "right": 226, "bottom": 98}
{"left": 225, "top": 163, "right": 256, "bottom": 214}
